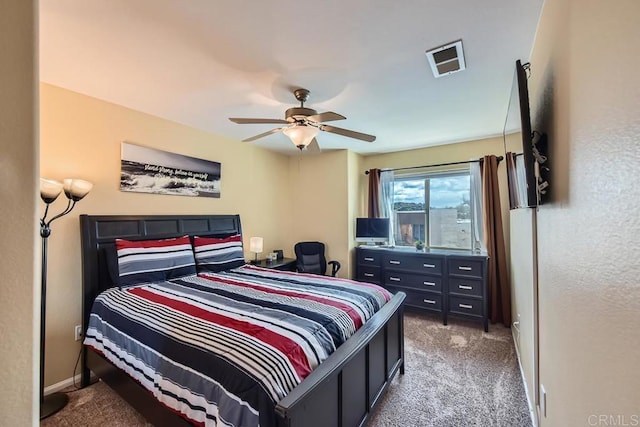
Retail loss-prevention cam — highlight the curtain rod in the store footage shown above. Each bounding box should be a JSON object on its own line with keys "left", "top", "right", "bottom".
{"left": 364, "top": 155, "right": 503, "bottom": 175}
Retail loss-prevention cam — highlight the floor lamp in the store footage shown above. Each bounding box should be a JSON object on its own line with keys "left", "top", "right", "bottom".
{"left": 39, "top": 178, "right": 93, "bottom": 420}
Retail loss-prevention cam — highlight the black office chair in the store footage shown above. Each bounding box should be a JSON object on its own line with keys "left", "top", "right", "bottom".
{"left": 294, "top": 241, "right": 341, "bottom": 277}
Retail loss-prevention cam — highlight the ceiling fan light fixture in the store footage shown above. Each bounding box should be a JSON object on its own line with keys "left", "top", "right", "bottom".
{"left": 230, "top": 87, "right": 375, "bottom": 149}
{"left": 283, "top": 124, "right": 319, "bottom": 149}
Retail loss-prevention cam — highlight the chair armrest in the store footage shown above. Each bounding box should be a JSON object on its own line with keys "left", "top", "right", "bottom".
{"left": 328, "top": 260, "right": 341, "bottom": 277}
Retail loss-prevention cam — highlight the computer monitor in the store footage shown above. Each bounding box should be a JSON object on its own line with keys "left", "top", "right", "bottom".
{"left": 355, "top": 218, "right": 390, "bottom": 244}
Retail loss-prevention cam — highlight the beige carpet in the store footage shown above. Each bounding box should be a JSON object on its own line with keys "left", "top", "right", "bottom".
{"left": 42, "top": 312, "right": 531, "bottom": 427}
{"left": 369, "top": 312, "right": 532, "bottom": 426}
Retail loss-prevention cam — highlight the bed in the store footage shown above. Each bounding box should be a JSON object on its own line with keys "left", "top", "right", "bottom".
{"left": 80, "top": 214, "right": 405, "bottom": 427}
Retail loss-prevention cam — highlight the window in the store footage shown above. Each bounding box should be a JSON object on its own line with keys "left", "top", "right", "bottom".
{"left": 392, "top": 171, "right": 472, "bottom": 250}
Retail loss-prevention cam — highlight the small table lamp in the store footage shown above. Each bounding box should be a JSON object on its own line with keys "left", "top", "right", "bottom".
{"left": 249, "top": 237, "right": 263, "bottom": 264}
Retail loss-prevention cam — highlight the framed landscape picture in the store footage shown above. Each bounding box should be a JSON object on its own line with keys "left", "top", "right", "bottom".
{"left": 120, "top": 142, "right": 221, "bottom": 198}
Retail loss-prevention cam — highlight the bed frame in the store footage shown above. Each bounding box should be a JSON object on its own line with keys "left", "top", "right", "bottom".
{"left": 80, "top": 214, "right": 405, "bottom": 427}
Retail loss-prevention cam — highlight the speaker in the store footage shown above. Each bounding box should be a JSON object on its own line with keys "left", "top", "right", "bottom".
{"left": 274, "top": 249, "right": 283, "bottom": 260}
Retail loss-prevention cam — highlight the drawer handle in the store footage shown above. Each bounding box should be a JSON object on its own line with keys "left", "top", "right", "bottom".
{"left": 458, "top": 285, "right": 473, "bottom": 290}
{"left": 423, "top": 281, "right": 436, "bottom": 286}
{"left": 423, "top": 299, "right": 436, "bottom": 304}
{"left": 364, "top": 273, "right": 374, "bottom": 277}
{"left": 458, "top": 266, "right": 473, "bottom": 271}
{"left": 364, "top": 257, "right": 374, "bottom": 262}
{"left": 423, "top": 263, "right": 436, "bottom": 268}
{"left": 459, "top": 303, "right": 473, "bottom": 309}
{"left": 389, "top": 260, "right": 401, "bottom": 265}
{"left": 389, "top": 277, "right": 401, "bottom": 282}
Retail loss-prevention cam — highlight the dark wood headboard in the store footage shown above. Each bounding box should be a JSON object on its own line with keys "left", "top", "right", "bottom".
{"left": 79, "top": 214, "right": 242, "bottom": 337}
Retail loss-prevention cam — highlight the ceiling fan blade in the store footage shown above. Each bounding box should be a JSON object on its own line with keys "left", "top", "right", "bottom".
{"left": 307, "top": 138, "right": 320, "bottom": 152}
{"left": 230, "top": 118, "right": 289, "bottom": 124}
{"left": 320, "top": 125, "right": 376, "bottom": 142}
{"left": 306, "top": 111, "right": 346, "bottom": 123}
{"left": 242, "top": 127, "right": 284, "bottom": 142}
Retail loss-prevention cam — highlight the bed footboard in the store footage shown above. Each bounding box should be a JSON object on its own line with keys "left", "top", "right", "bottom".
{"left": 276, "top": 291, "right": 405, "bottom": 427}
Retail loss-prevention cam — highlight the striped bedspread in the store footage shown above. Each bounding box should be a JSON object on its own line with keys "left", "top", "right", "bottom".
{"left": 84, "top": 265, "right": 391, "bottom": 427}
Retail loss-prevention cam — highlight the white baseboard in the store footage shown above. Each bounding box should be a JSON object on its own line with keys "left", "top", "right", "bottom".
{"left": 44, "top": 373, "right": 96, "bottom": 395}
{"left": 512, "top": 326, "right": 538, "bottom": 427}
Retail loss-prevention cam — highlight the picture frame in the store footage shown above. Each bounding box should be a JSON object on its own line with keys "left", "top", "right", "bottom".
{"left": 120, "top": 142, "right": 221, "bottom": 198}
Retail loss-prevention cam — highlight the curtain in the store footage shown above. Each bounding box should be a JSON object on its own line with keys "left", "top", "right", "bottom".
{"left": 481, "top": 155, "right": 511, "bottom": 327}
{"left": 380, "top": 170, "right": 395, "bottom": 246}
{"left": 469, "top": 162, "right": 484, "bottom": 252}
{"left": 367, "top": 169, "right": 381, "bottom": 218}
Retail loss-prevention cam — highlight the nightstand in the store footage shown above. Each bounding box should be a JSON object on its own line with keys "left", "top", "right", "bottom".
{"left": 251, "top": 257, "right": 297, "bottom": 271}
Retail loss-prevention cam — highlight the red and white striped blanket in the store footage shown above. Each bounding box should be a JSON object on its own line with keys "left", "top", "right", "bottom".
{"left": 84, "top": 265, "right": 391, "bottom": 426}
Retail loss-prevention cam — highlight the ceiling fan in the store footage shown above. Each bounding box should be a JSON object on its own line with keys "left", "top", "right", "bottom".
{"left": 229, "top": 88, "right": 376, "bottom": 151}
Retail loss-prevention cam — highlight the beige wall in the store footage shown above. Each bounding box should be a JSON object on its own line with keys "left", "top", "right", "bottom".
{"left": 347, "top": 151, "right": 364, "bottom": 278}
{"left": 523, "top": 0, "right": 640, "bottom": 425}
{"left": 505, "top": 128, "right": 538, "bottom": 421}
{"left": 39, "top": 84, "right": 293, "bottom": 386}
{"left": 0, "top": 0, "right": 39, "bottom": 424}
{"left": 284, "top": 150, "right": 366, "bottom": 280}
{"left": 509, "top": 208, "right": 537, "bottom": 419}
{"left": 287, "top": 150, "right": 352, "bottom": 277}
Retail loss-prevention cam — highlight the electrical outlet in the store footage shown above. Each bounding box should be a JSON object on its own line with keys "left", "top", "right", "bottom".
{"left": 540, "top": 384, "right": 547, "bottom": 417}
{"left": 74, "top": 325, "right": 82, "bottom": 341}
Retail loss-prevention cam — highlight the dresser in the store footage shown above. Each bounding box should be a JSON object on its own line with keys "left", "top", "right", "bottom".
{"left": 355, "top": 246, "right": 489, "bottom": 331}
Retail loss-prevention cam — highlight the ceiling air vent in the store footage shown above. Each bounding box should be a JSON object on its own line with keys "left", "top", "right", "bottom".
{"left": 425, "top": 40, "right": 466, "bottom": 78}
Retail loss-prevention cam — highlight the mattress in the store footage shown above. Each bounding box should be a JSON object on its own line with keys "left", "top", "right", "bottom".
{"left": 84, "top": 265, "right": 391, "bottom": 426}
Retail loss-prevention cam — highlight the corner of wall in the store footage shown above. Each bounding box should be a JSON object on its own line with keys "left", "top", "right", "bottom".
{"left": 0, "top": 0, "right": 39, "bottom": 422}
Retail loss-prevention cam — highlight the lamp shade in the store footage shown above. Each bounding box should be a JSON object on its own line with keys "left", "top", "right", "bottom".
{"left": 63, "top": 179, "right": 93, "bottom": 201}
{"left": 62, "top": 179, "right": 73, "bottom": 198}
{"left": 40, "top": 179, "right": 63, "bottom": 204}
{"left": 249, "top": 237, "right": 263, "bottom": 253}
{"left": 283, "top": 124, "right": 319, "bottom": 148}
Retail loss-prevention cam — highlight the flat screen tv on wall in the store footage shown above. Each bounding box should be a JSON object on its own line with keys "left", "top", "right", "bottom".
{"left": 504, "top": 60, "right": 549, "bottom": 209}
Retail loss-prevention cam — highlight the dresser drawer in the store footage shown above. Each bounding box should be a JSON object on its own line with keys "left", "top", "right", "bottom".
{"left": 357, "top": 250, "right": 383, "bottom": 266}
{"left": 448, "top": 277, "right": 483, "bottom": 297}
{"left": 448, "top": 258, "right": 484, "bottom": 278}
{"left": 383, "top": 253, "right": 443, "bottom": 275}
{"left": 384, "top": 271, "right": 443, "bottom": 292}
{"left": 357, "top": 266, "right": 381, "bottom": 283}
{"left": 388, "top": 287, "right": 443, "bottom": 312}
{"left": 449, "top": 296, "right": 483, "bottom": 317}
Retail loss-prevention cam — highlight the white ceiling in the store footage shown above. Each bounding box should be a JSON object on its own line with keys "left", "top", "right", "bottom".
{"left": 39, "top": 0, "right": 543, "bottom": 155}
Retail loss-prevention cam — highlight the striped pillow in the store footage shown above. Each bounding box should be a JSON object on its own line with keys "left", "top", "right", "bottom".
{"left": 193, "top": 234, "right": 245, "bottom": 272}
{"left": 116, "top": 236, "right": 196, "bottom": 286}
